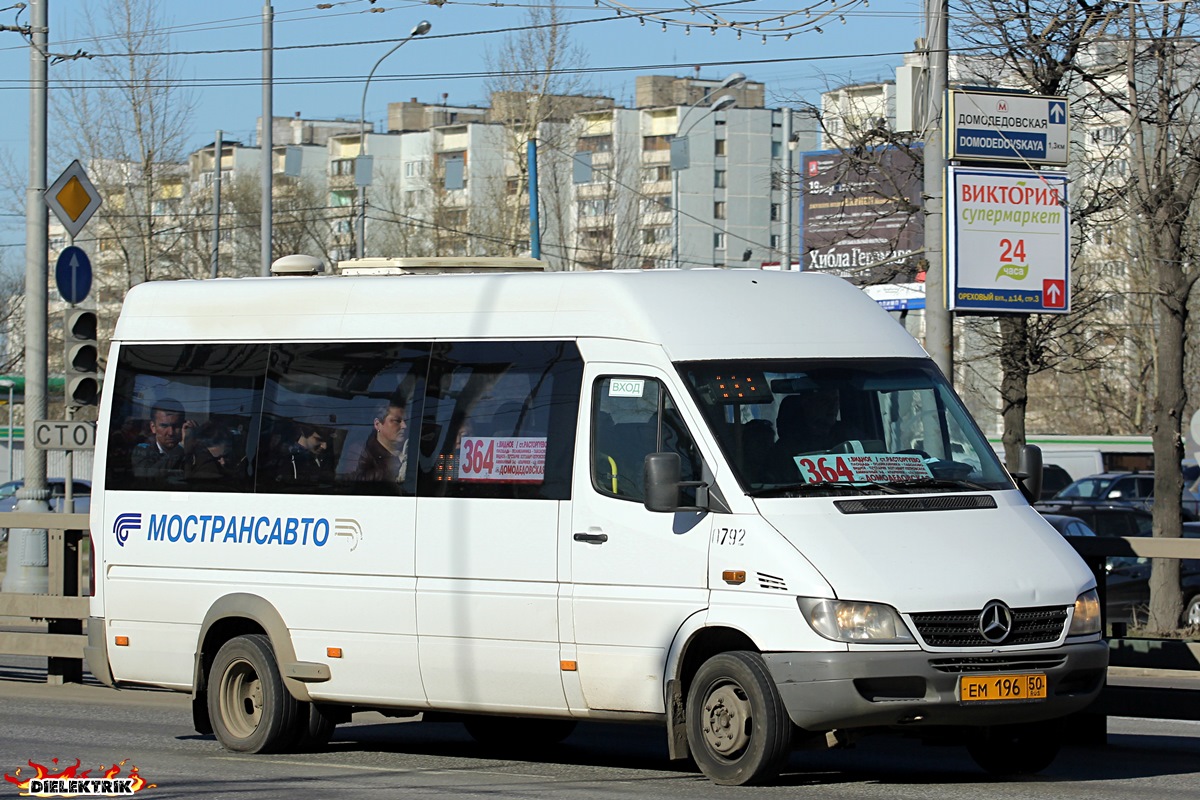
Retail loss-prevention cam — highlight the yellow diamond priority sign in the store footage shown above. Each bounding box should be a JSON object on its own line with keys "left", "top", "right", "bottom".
{"left": 45, "top": 160, "right": 102, "bottom": 238}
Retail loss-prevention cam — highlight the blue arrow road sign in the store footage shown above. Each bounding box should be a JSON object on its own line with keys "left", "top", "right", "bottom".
{"left": 55, "top": 246, "right": 93, "bottom": 305}
{"left": 1049, "top": 101, "right": 1066, "bottom": 124}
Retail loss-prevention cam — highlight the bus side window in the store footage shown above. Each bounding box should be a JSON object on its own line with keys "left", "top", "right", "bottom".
{"left": 258, "top": 342, "right": 430, "bottom": 497}
{"left": 105, "top": 343, "right": 266, "bottom": 493}
{"left": 415, "top": 341, "right": 582, "bottom": 501}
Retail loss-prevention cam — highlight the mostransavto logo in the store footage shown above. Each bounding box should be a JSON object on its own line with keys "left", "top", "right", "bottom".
{"left": 113, "top": 513, "right": 142, "bottom": 548}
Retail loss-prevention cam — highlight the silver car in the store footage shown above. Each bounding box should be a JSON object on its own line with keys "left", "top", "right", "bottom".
{"left": 0, "top": 479, "right": 92, "bottom": 543}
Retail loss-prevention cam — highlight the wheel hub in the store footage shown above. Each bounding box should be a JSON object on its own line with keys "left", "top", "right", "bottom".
{"left": 221, "top": 658, "right": 264, "bottom": 739}
{"left": 702, "top": 683, "right": 752, "bottom": 755}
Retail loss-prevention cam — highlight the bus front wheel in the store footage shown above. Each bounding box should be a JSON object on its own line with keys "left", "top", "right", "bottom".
{"left": 686, "top": 651, "right": 792, "bottom": 785}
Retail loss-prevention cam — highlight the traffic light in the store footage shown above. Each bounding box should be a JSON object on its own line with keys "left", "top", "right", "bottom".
{"left": 63, "top": 308, "right": 98, "bottom": 407}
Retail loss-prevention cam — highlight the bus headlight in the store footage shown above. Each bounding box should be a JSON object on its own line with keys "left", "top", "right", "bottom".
{"left": 798, "top": 598, "right": 915, "bottom": 643}
{"left": 1068, "top": 589, "right": 1102, "bottom": 636}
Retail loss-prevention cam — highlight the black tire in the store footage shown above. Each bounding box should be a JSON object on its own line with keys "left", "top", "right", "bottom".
{"left": 292, "top": 703, "right": 337, "bottom": 751}
{"left": 686, "top": 651, "right": 793, "bottom": 786}
{"left": 966, "top": 721, "right": 1062, "bottom": 776}
{"left": 463, "top": 716, "right": 577, "bottom": 749}
{"left": 207, "top": 634, "right": 301, "bottom": 754}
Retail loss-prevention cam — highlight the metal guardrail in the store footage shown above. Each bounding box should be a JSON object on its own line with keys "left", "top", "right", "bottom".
{"left": 0, "top": 512, "right": 90, "bottom": 684}
{"left": 0, "top": 514, "right": 1197, "bottom": 722}
{"left": 1069, "top": 535, "right": 1200, "bottom": 722}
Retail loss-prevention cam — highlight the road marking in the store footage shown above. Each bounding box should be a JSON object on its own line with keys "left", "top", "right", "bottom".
{"left": 214, "top": 757, "right": 553, "bottom": 780}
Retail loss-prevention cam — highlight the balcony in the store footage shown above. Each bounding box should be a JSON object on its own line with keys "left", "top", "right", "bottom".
{"left": 642, "top": 150, "right": 670, "bottom": 165}
{"left": 576, "top": 183, "right": 612, "bottom": 199}
{"left": 642, "top": 241, "right": 671, "bottom": 259}
{"left": 576, "top": 214, "right": 615, "bottom": 230}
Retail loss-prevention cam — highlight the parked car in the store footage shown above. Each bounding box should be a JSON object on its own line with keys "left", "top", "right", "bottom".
{"left": 0, "top": 479, "right": 92, "bottom": 544}
{"left": 1032, "top": 499, "right": 1154, "bottom": 537}
{"left": 1039, "top": 513, "right": 1097, "bottom": 538}
{"left": 1102, "top": 524, "right": 1200, "bottom": 629}
{"left": 1038, "top": 500, "right": 1200, "bottom": 627}
{"left": 1040, "top": 464, "right": 1074, "bottom": 500}
{"left": 1051, "top": 471, "right": 1200, "bottom": 519}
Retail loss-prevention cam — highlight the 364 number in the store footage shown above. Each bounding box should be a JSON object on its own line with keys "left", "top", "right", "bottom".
{"left": 797, "top": 456, "right": 854, "bottom": 483}
{"left": 461, "top": 439, "right": 495, "bottom": 475}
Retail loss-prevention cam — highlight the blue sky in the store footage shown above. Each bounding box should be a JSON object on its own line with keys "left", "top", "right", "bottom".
{"left": 0, "top": 0, "right": 926, "bottom": 252}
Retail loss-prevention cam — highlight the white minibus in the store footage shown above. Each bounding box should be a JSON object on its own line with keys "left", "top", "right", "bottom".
{"left": 86, "top": 268, "right": 1106, "bottom": 785}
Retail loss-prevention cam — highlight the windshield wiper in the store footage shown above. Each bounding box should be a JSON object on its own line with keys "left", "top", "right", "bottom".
{"left": 882, "top": 477, "right": 991, "bottom": 492}
{"left": 750, "top": 480, "right": 900, "bottom": 498}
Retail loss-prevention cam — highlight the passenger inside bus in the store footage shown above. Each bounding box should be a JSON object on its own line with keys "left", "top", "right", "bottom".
{"left": 271, "top": 422, "right": 333, "bottom": 487}
{"left": 353, "top": 398, "right": 409, "bottom": 490}
{"left": 130, "top": 399, "right": 195, "bottom": 483}
{"left": 185, "top": 421, "right": 237, "bottom": 486}
{"left": 767, "top": 389, "right": 860, "bottom": 480}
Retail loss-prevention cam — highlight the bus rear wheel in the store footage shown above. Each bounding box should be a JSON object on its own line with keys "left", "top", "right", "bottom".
{"left": 686, "top": 651, "right": 792, "bottom": 785}
{"left": 208, "top": 634, "right": 301, "bottom": 754}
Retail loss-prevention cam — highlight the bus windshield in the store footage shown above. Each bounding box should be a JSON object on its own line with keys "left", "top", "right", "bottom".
{"left": 678, "top": 358, "right": 1013, "bottom": 496}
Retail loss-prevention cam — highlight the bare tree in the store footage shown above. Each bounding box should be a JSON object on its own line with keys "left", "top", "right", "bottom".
{"left": 482, "top": 1, "right": 598, "bottom": 269}
{"left": 0, "top": 255, "right": 25, "bottom": 375}
{"left": 52, "top": 0, "right": 196, "bottom": 329}
{"left": 960, "top": 2, "right": 1200, "bottom": 632}
{"left": 371, "top": 166, "right": 438, "bottom": 260}
{"left": 952, "top": 3, "right": 1123, "bottom": 465}
{"left": 1117, "top": 7, "right": 1200, "bottom": 631}
{"left": 208, "top": 175, "right": 341, "bottom": 274}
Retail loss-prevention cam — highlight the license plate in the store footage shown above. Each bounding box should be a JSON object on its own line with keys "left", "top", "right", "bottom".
{"left": 959, "top": 673, "right": 1047, "bottom": 702}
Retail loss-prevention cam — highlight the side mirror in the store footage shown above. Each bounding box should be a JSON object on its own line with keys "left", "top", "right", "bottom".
{"left": 1015, "top": 444, "right": 1043, "bottom": 505}
{"left": 645, "top": 452, "right": 682, "bottom": 512}
{"left": 644, "top": 452, "right": 708, "bottom": 513}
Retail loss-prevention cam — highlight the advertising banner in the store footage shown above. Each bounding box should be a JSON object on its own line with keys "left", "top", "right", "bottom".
{"left": 801, "top": 146, "right": 924, "bottom": 275}
{"left": 947, "top": 166, "right": 1070, "bottom": 313}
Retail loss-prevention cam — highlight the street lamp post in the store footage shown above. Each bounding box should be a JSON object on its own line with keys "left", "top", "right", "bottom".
{"left": 670, "top": 73, "right": 745, "bottom": 269}
{"left": 356, "top": 20, "right": 432, "bottom": 260}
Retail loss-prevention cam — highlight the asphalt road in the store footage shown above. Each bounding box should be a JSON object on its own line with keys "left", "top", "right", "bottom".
{"left": 1, "top": 657, "right": 1198, "bottom": 799}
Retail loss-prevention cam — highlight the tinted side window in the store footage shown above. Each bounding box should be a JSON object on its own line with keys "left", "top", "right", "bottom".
{"left": 106, "top": 344, "right": 267, "bottom": 492}
{"left": 258, "top": 343, "right": 430, "bottom": 496}
{"left": 592, "top": 377, "right": 702, "bottom": 503}
{"left": 415, "top": 341, "right": 582, "bottom": 500}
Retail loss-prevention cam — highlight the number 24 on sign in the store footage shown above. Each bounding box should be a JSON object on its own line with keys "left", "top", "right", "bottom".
{"left": 1000, "top": 238, "right": 1026, "bottom": 262}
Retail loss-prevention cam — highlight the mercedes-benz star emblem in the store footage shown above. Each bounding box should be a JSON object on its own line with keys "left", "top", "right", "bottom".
{"left": 979, "top": 601, "right": 1014, "bottom": 644}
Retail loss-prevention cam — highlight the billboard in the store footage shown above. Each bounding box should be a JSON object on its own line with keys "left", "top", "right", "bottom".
{"left": 947, "top": 166, "right": 1070, "bottom": 313}
{"left": 801, "top": 146, "right": 924, "bottom": 275}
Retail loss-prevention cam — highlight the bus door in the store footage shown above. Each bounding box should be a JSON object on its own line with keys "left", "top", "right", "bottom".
{"left": 566, "top": 367, "right": 710, "bottom": 713}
